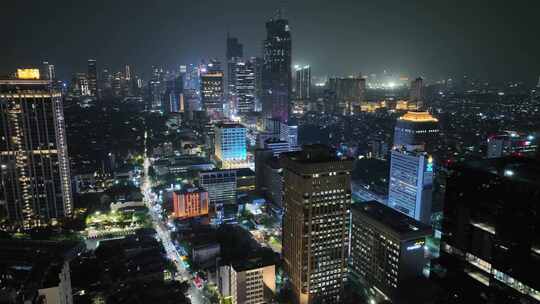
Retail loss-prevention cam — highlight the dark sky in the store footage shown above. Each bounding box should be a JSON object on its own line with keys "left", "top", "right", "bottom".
{"left": 2, "top": 0, "right": 539, "bottom": 83}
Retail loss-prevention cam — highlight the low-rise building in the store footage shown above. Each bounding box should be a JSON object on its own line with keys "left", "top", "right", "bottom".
{"left": 219, "top": 257, "right": 276, "bottom": 304}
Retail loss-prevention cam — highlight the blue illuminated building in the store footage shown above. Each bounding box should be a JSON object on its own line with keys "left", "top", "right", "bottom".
{"left": 214, "top": 122, "right": 247, "bottom": 168}
{"left": 388, "top": 148, "right": 434, "bottom": 225}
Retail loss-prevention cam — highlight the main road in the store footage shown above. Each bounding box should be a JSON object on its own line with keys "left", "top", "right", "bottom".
{"left": 142, "top": 131, "right": 207, "bottom": 304}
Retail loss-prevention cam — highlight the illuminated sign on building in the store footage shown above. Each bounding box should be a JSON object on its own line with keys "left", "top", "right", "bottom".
{"left": 17, "top": 69, "right": 40, "bottom": 80}
{"left": 426, "top": 156, "right": 434, "bottom": 172}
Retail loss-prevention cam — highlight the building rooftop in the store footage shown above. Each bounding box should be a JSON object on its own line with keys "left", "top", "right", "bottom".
{"left": 281, "top": 144, "right": 347, "bottom": 164}
{"left": 351, "top": 201, "right": 432, "bottom": 239}
{"left": 231, "top": 256, "right": 275, "bottom": 272}
{"left": 398, "top": 111, "right": 438, "bottom": 122}
{"left": 215, "top": 122, "right": 245, "bottom": 129}
{"left": 455, "top": 156, "right": 540, "bottom": 186}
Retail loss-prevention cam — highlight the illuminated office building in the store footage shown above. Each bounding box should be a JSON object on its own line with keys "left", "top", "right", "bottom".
{"left": 438, "top": 157, "right": 540, "bottom": 303}
{"left": 262, "top": 12, "right": 292, "bottom": 122}
{"left": 281, "top": 145, "right": 352, "bottom": 304}
{"left": 393, "top": 111, "right": 439, "bottom": 151}
{"left": 219, "top": 257, "right": 276, "bottom": 304}
{"left": 41, "top": 61, "right": 55, "bottom": 80}
{"left": 388, "top": 148, "right": 434, "bottom": 225}
{"left": 235, "top": 60, "right": 256, "bottom": 113}
{"left": 172, "top": 186, "right": 209, "bottom": 219}
{"left": 87, "top": 59, "right": 98, "bottom": 97}
{"left": 214, "top": 122, "right": 247, "bottom": 169}
{"left": 0, "top": 70, "right": 72, "bottom": 229}
{"left": 201, "top": 61, "right": 224, "bottom": 116}
{"left": 198, "top": 169, "right": 237, "bottom": 207}
{"left": 295, "top": 65, "right": 311, "bottom": 100}
{"left": 350, "top": 201, "right": 432, "bottom": 302}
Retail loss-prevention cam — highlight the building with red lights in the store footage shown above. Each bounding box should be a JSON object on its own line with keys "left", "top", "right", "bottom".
{"left": 173, "top": 186, "right": 209, "bottom": 219}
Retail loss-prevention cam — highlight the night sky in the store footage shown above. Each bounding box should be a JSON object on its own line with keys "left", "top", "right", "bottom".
{"left": 2, "top": 0, "right": 539, "bottom": 83}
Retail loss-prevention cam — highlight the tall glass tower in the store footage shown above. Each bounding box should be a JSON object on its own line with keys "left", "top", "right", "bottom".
{"left": 262, "top": 11, "right": 292, "bottom": 123}
{"left": 0, "top": 69, "right": 72, "bottom": 229}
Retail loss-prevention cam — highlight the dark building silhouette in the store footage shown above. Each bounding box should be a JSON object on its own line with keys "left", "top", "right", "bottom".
{"left": 262, "top": 12, "right": 292, "bottom": 123}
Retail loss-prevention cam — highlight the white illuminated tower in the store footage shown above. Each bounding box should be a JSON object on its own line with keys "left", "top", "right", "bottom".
{"left": 0, "top": 69, "right": 73, "bottom": 229}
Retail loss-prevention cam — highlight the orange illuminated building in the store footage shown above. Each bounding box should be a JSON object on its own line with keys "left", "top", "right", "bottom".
{"left": 173, "top": 186, "right": 209, "bottom": 219}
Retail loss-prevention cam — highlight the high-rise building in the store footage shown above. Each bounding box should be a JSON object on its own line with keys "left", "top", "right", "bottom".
{"left": 486, "top": 131, "right": 537, "bottom": 158}
{"left": 214, "top": 122, "right": 247, "bottom": 169}
{"left": 262, "top": 12, "right": 292, "bottom": 122}
{"left": 172, "top": 186, "right": 209, "bottom": 219}
{"left": 226, "top": 34, "right": 243, "bottom": 110}
{"left": 41, "top": 61, "right": 55, "bottom": 80}
{"left": 438, "top": 157, "right": 540, "bottom": 303}
{"left": 0, "top": 69, "right": 72, "bottom": 229}
{"left": 281, "top": 145, "right": 352, "bottom": 304}
{"left": 164, "top": 75, "right": 184, "bottom": 113}
{"left": 393, "top": 111, "right": 439, "bottom": 152}
{"left": 219, "top": 257, "right": 276, "bottom": 304}
{"left": 350, "top": 201, "right": 432, "bottom": 303}
{"left": 235, "top": 60, "right": 256, "bottom": 113}
{"left": 295, "top": 65, "right": 311, "bottom": 100}
{"left": 87, "top": 59, "right": 98, "bottom": 97}
{"left": 72, "top": 73, "right": 90, "bottom": 97}
{"left": 409, "top": 77, "right": 423, "bottom": 109}
{"left": 201, "top": 61, "right": 224, "bottom": 117}
{"left": 388, "top": 148, "right": 434, "bottom": 225}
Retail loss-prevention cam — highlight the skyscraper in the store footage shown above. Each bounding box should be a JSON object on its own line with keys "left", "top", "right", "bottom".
{"left": 281, "top": 145, "right": 352, "bottom": 304}
{"left": 201, "top": 61, "right": 224, "bottom": 117}
{"left": 41, "top": 61, "right": 55, "bottom": 80}
{"left": 295, "top": 65, "right": 311, "bottom": 100}
{"left": 87, "top": 59, "right": 98, "bottom": 97}
{"left": 438, "top": 157, "right": 540, "bottom": 303}
{"left": 226, "top": 34, "right": 243, "bottom": 111}
{"left": 235, "top": 60, "right": 256, "bottom": 113}
{"left": 0, "top": 69, "right": 72, "bottom": 229}
{"left": 409, "top": 77, "right": 423, "bottom": 109}
{"left": 387, "top": 148, "right": 434, "bottom": 225}
{"left": 262, "top": 12, "right": 292, "bottom": 122}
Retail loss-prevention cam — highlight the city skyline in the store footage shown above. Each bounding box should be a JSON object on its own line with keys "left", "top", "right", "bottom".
{"left": 2, "top": 0, "right": 540, "bottom": 83}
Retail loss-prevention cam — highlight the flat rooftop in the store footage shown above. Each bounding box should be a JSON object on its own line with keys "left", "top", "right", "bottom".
{"left": 352, "top": 201, "right": 432, "bottom": 238}
{"left": 231, "top": 256, "right": 275, "bottom": 272}
{"left": 457, "top": 156, "right": 540, "bottom": 186}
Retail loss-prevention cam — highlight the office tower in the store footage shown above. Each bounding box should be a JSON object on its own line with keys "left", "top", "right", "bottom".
{"left": 41, "top": 61, "right": 55, "bottom": 80}
{"left": 281, "top": 145, "right": 352, "bottom": 304}
{"left": 226, "top": 34, "right": 243, "bottom": 109}
{"left": 172, "top": 186, "right": 209, "bottom": 219}
{"left": 251, "top": 57, "right": 264, "bottom": 111}
{"left": 255, "top": 148, "right": 284, "bottom": 207}
{"left": 393, "top": 111, "right": 439, "bottom": 152}
{"left": 149, "top": 66, "right": 165, "bottom": 111}
{"left": 201, "top": 61, "right": 224, "bottom": 117}
{"left": 295, "top": 65, "right": 311, "bottom": 100}
{"left": 262, "top": 12, "right": 292, "bottom": 122}
{"left": 438, "top": 157, "right": 540, "bottom": 303}
{"left": 72, "top": 73, "right": 90, "bottom": 96}
{"left": 219, "top": 257, "right": 276, "bottom": 304}
{"left": 164, "top": 75, "right": 184, "bottom": 113}
{"left": 0, "top": 69, "right": 72, "bottom": 229}
{"left": 350, "top": 202, "right": 432, "bottom": 303}
{"left": 198, "top": 169, "right": 237, "bottom": 213}
{"left": 87, "top": 59, "right": 98, "bottom": 97}
{"left": 214, "top": 122, "right": 247, "bottom": 169}
{"left": 388, "top": 148, "right": 434, "bottom": 225}
{"left": 409, "top": 77, "right": 424, "bottom": 109}
{"left": 111, "top": 71, "right": 122, "bottom": 97}
{"left": 235, "top": 60, "right": 256, "bottom": 113}
{"left": 486, "top": 131, "right": 537, "bottom": 158}
{"left": 100, "top": 68, "right": 112, "bottom": 93}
